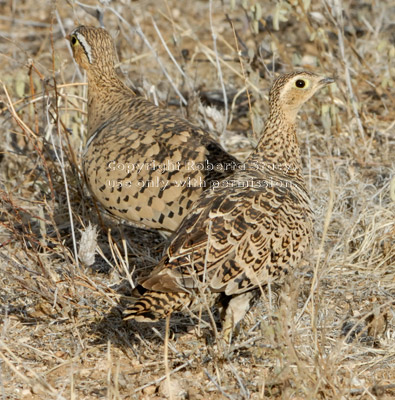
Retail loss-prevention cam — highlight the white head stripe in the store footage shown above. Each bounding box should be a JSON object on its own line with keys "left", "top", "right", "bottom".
{"left": 75, "top": 32, "right": 93, "bottom": 64}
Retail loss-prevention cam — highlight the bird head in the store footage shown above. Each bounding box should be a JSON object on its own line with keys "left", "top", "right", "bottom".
{"left": 269, "top": 71, "right": 334, "bottom": 122}
{"left": 67, "top": 26, "right": 117, "bottom": 72}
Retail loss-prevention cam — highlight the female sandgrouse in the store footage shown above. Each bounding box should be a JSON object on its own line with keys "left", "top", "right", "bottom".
{"left": 68, "top": 26, "right": 238, "bottom": 234}
{"left": 123, "top": 71, "right": 334, "bottom": 341}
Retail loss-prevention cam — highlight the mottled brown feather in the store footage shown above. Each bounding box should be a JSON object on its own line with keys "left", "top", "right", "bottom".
{"left": 68, "top": 26, "right": 238, "bottom": 234}
{"left": 123, "top": 72, "right": 333, "bottom": 337}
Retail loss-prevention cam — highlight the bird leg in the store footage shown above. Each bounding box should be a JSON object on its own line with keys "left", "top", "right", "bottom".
{"left": 221, "top": 291, "right": 256, "bottom": 343}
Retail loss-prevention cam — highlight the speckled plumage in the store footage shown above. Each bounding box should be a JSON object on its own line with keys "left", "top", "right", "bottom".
{"left": 123, "top": 71, "right": 334, "bottom": 341}
{"left": 68, "top": 26, "right": 238, "bottom": 234}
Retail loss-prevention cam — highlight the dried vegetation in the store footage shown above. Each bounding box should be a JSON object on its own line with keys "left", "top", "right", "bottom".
{"left": 0, "top": 0, "right": 394, "bottom": 399}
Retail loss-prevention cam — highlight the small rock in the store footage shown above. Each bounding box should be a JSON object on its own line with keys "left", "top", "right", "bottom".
{"left": 142, "top": 385, "right": 156, "bottom": 395}
{"left": 159, "top": 378, "right": 185, "bottom": 399}
{"left": 21, "top": 389, "right": 32, "bottom": 397}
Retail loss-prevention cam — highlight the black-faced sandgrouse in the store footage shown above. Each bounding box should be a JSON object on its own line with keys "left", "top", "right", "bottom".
{"left": 68, "top": 26, "right": 238, "bottom": 234}
{"left": 123, "top": 71, "right": 334, "bottom": 341}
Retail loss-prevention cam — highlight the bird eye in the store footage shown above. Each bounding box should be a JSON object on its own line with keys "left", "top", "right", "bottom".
{"left": 295, "top": 79, "right": 306, "bottom": 88}
{"left": 71, "top": 35, "right": 78, "bottom": 46}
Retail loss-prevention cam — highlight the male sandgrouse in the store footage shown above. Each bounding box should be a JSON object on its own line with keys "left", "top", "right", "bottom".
{"left": 123, "top": 71, "right": 334, "bottom": 341}
{"left": 68, "top": 26, "right": 238, "bottom": 234}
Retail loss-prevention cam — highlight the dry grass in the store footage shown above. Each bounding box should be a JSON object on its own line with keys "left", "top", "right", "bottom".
{"left": 0, "top": 0, "right": 394, "bottom": 399}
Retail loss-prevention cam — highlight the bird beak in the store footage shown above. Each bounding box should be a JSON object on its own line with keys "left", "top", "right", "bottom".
{"left": 319, "top": 77, "right": 335, "bottom": 86}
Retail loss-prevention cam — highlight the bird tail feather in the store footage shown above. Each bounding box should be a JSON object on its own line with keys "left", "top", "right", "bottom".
{"left": 123, "top": 290, "right": 193, "bottom": 322}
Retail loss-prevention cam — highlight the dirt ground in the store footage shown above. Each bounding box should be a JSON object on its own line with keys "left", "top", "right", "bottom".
{"left": 0, "top": 0, "right": 394, "bottom": 399}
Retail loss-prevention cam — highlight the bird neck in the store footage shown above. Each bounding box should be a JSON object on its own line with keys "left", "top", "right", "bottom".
{"left": 86, "top": 67, "right": 136, "bottom": 139}
{"left": 246, "top": 108, "right": 304, "bottom": 181}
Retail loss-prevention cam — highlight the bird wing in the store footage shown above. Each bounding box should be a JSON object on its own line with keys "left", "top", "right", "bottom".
{"left": 141, "top": 171, "right": 313, "bottom": 295}
{"left": 83, "top": 98, "right": 237, "bottom": 232}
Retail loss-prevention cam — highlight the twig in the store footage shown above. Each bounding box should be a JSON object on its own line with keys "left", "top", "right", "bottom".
{"left": 55, "top": 9, "right": 83, "bottom": 81}
{"left": 350, "top": 384, "right": 395, "bottom": 396}
{"left": 226, "top": 360, "right": 250, "bottom": 398}
{"left": 0, "top": 81, "right": 38, "bottom": 138}
{"left": 164, "top": 315, "right": 174, "bottom": 400}
{"left": 151, "top": 17, "right": 186, "bottom": 79}
{"left": 324, "top": 0, "right": 365, "bottom": 141}
{"left": 0, "top": 342, "right": 63, "bottom": 399}
{"left": 106, "top": 7, "right": 188, "bottom": 105}
{"left": 199, "top": 220, "right": 220, "bottom": 343}
{"left": 204, "top": 369, "right": 235, "bottom": 400}
{"left": 135, "top": 22, "right": 187, "bottom": 106}
{"left": 209, "top": 0, "right": 228, "bottom": 145}
{"left": 0, "top": 15, "right": 51, "bottom": 27}
{"left": 296, "top": 163, "right": 335, "bottom": 324}
{"left": 226, "top": 14, "right": 256, "bottom": 138}
{"left": 47, "top": 25, "right": 79, "bottom": 271}
{"left": 200, "top": 45, "right": 260, "bottom": 93}
{"left": 133, "top": 361, "right": 191, "bottom": 394}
